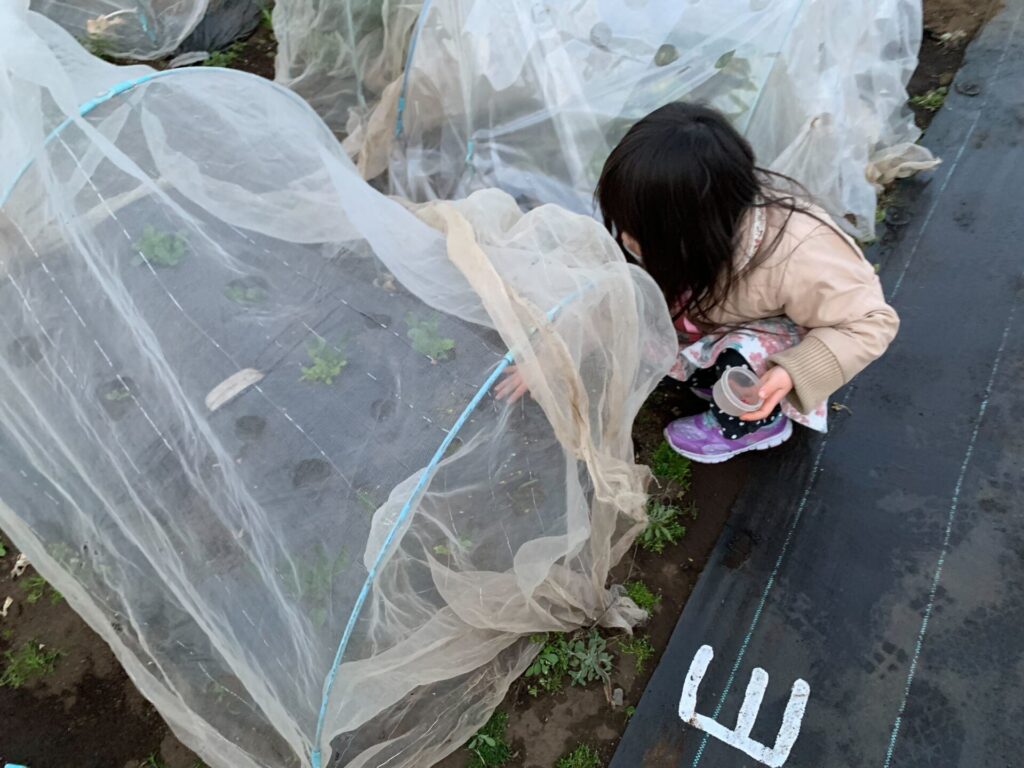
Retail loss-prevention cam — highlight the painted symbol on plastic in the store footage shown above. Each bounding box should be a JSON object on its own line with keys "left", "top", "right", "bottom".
{"left": 678, "top": 645, "right": 810, "bottom": 767}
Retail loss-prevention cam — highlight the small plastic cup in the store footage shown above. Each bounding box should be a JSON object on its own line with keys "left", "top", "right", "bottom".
{"left": 712, "top": 366, "right": 764, "bottom": 418}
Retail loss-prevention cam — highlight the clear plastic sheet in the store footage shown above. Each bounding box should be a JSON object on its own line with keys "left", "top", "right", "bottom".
{"left": 0, "top": 6, "right": 677, "bottom": 767}
{"left": 366, "top": 0, "right": 934, "bottom": 238}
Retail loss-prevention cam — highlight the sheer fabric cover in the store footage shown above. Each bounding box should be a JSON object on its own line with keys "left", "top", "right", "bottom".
{"left": 272, "top": 0, "right": 423, "bottom": 135}
{"left": 29, "top": 0, "right": 211, "bottom": 59}
{"left": 0, "top": 6, "right": 677, "bottom": 768}
{"left": 351, "top": 0, "right": 934, "bottom": 238}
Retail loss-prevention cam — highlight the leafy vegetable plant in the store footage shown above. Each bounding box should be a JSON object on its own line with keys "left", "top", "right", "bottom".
{"left": 567, "top": 629, "right": 614, "bottom": 687}
{"left": 406, "top": 314, "right": 455, "bottom": 362}
{"left": 525, "top": 633, "right": 572, "bottom": 696}
{"left": 624, "top": 579, "right": 661, "bottom": 613}
{"left": 134, "top": 225, "right": 187, "bottom": 268}
{"left": 301, "top": 339, "right": 347, "bottom": 385}
{"left": 639, "top": 501, "right": 687, "bottom": 554}
{"left": 466, "top": 711, "right": 512, "bottom": 768}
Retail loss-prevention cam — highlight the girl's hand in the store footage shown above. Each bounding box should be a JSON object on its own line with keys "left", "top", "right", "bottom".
{"left": 740, "top": 367, "right": 793, "bottom": 421}
{"left": 494, "top": 365, "right": 530, "bottom": 403}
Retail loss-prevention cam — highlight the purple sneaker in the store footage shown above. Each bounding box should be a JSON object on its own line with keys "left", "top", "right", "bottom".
{"left": 664, "top": 411, "right": 793, "bottom": 464}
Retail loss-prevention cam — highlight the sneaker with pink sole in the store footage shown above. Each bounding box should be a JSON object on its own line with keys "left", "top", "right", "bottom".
{"left": 664, "top": 410, "right": 792, "bottom": 464}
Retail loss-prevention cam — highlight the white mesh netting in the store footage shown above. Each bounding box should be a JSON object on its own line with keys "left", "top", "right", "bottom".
{"left": 272, "top": 0, "right": 422, "bottom": 136}
{"left": 29, "top": 0, "right": 211, "bottom": 59}
{"left": 0, "top": 5, "right": 678, "bottom": 767}
{"left": 338, "top": 0, "right": 935, "bottom": 239}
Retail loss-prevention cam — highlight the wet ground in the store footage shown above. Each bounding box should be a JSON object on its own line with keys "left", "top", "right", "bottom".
{"left": 612, "top": 1, "right": 1024, "bottom": 766}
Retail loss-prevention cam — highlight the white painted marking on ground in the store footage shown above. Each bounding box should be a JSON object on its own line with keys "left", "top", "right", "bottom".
{"left": 679, "top": 645, "right": 810, "bottom": 768}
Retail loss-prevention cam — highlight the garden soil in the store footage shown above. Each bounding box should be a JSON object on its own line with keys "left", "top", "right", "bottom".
{"left": 0, "top": 2, "right": 985, "bottom": 766}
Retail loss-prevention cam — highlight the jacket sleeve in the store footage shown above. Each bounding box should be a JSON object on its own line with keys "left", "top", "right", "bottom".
{"left": 768, "top": 226, "right": 900, "bottom": 413}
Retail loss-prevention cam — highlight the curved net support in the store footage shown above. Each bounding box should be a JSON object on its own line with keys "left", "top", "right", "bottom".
{"left": 28, "top": 0, "right": 211, "bottom": 59}
{"left": 0, "top": 7, "right": 677, "bottom": 768}
{"left": 359, "top": 0, "right": 933, "bottom": 239}
{"left": 272, "top": 0, "right": 423, "bottom": 137}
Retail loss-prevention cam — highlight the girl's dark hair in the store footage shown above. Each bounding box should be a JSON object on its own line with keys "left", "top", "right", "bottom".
{"left": 596, "top": 102, "right": 832, "bottom": 328}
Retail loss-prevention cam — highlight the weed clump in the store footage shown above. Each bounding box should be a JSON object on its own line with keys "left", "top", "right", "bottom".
{"left": 466, "top": 710, "right": 512, "bottom": 768}
{"left": 650, "top": 442, "right": 691, "bottom": 488}
{"left": 639, "top": 501, "right": 688, "bottom": 554}
{"left": 0, "top": 640, "right": 61, "bottom": 688}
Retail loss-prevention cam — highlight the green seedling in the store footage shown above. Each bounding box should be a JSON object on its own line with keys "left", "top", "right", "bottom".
{"left": 406, "top": 314, "right": 455, "bottom": 362}
{"left": 650, "top": 442, "right": 691, "bottom": 488}
{"left": 526, "top": 629, "right": 614, "bottom": 693}
{"left": 21, "top": 574, "right": 46, "bottom": 603}
{"left": 0, "top": 640, "right": 62, "bottom": 688}
{"left": 301, "top": 339, "right": 347, "bottom": 385}
{"left": 105, "top": 385, "right": 131, "bottom": 402}
{"left": 224, "top": 283, "right": 268, "bottom": 306}
{"left": 260, "top": 7, "right": 274, "bottom": 30}
{"left": 624, "top": 579, "right": 661, "bottom": 614}
{"left": 21, "top": 574, "right": 61, "bottom": 605}
{"left": 525, "top": 633, "right": 571, "bottom": 696}
{"left": 555, "top": 744, "right": 602, "bottom": 768}
{"left": 618, "top": 635, "right": 655, "bottom": 674}
{"left": 466, "top": 710, "right": 512, "bottom": 768}
{"left": 0, "top": 538, "right": 6, "bottom": 557}
{"left": 134, "top": 225, "right": 187, "bottom": 268}
{"left": 142, "top": 754, "right": 169, "bottom": 768}
{"left": 624, "top": 705, "right": 637, "bottom": 720}
{"left": 432, "top": 538, "right": 472, "bottom": 557}
{"left": 567, "top": 629, "right": 613, "bottom": 687}
{"left": 876, "top": 189, "right": 896, "bottom": 225}
{"left": 203, "top": 42, "right": 244, "bottom": 68}
{"left": 909, "top": 86, "right": 948, "bottom": 112}
{"left": 639, "top": 501, "right": 687, "bottom": 554}
{"left": 280, "top": 545, "right": 348, "bottom": 627}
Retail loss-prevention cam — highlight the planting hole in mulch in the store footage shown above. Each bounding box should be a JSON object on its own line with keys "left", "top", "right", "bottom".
{"left": 97, "top": 376, "right": 136, "bottom": 420}
{"left": 293, "top": 458, "right": 332, "bottom": 488}
{"left": 6, "top": 335, "right": 46, "bottom": 367}
{"left": 234, "top": 414, "right": 267, "bottom": 441}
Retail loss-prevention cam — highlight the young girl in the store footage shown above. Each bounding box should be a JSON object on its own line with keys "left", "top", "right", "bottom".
{"left": 496, "top": 102, "right": 899, "bottom": 464}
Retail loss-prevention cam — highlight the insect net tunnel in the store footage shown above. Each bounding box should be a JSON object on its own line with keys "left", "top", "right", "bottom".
{"left": 272, "top": 0, "right": 424, "bottom": 135}
{"left": 353, "top": 0, "right": 934, "bottom": 240}
{"left": 0, "top": 6, "right": 678, "bottom": 768}
{"left": 29, "top": 0, "right": 211, "bottom": 59}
